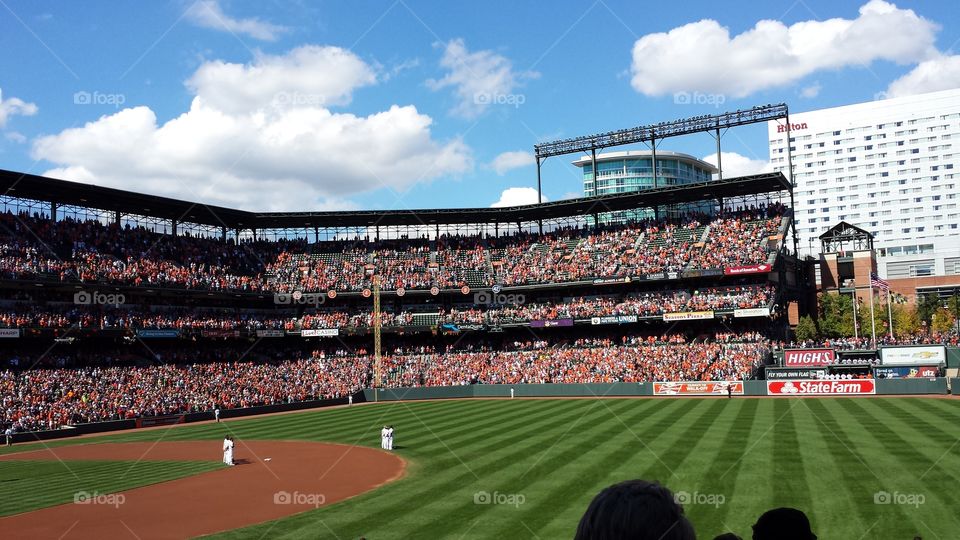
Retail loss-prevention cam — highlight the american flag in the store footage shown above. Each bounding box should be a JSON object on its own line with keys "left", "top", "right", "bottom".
{"left": 870, "top": 272, "right": 890, "bottom": 290}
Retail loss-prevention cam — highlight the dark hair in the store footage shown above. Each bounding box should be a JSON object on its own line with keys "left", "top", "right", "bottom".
{"left": 574, "top": 479, "right": 696, "bottom": 540}
{"left": 752, "top": 508, "right": 815, "bottom": 540}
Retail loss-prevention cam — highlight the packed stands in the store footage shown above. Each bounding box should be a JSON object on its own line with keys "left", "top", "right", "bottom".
{"left": 1, "top": 332, "right": 771, "bottom": 432}
{"left": 1, "top": 204, "right": 787, "bottom": 292}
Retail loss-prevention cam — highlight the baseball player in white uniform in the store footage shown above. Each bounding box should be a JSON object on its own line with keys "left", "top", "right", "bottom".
{"left": 386, "top": 425, "right": 394, "bottom": 450}
{"left": 223, "top": 436, "right": 234, "bottom": 466}
{"left": 380, "top": 425, "right": 388, "bottom": 449}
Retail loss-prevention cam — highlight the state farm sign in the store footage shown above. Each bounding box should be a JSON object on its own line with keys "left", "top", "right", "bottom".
{"left": 767, "top": 379, "right": 876, "bottom": 396}
{"left": 783, "top": 349, "right": 836, "bottom": 367}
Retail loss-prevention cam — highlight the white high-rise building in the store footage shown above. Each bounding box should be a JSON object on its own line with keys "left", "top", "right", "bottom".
{"left": 769, "top": 88, "right": 960, "bottom": 282}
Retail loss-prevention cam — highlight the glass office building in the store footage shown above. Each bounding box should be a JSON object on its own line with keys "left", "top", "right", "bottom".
{"left": 573, "top": 150, "right": 717, "bottom": 223}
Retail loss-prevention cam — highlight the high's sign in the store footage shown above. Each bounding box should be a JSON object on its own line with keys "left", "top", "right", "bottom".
{"left": 783, "top": 349, "right": 836, "bottom": 367}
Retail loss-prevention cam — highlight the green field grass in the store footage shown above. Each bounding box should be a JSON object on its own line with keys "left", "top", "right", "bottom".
{"left": 4, "top": 397, "right": 960, "bottom": 539}
{"left": 0, "top": 460, "right": 221, "bottom": 517}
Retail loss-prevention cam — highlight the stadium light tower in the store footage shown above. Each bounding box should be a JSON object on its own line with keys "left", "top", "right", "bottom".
{"left": 373, "top": 274, "right": 382, "bottom": 402}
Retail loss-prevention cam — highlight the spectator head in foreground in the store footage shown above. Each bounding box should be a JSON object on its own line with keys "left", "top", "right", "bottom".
{"left": 752, "top": 507, "right": 816, "bottom": 540}
{"left": 574, "top": 479, "right": 696, "bottom": 540}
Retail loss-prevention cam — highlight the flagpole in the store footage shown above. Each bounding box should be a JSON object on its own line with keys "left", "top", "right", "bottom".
{"left": 869, "top": 283, "right": 877, "bottom": 347}
{"left": 887, "top": 288, "right": 895, "bottom": 339}
{"left": 852, "top": 289, "right": 859, "bottom": 340}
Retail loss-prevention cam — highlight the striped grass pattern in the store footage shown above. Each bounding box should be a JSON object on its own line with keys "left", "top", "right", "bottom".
{"left": 0, "top": 460, "right": 219, "bottom": 517}
{"left": 4, "top": 397, "right": 960, "bottom": 539}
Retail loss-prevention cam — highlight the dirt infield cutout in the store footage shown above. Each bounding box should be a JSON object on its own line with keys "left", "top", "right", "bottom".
{"left": 0, "top": 441, "right": 405, "bottom": 539}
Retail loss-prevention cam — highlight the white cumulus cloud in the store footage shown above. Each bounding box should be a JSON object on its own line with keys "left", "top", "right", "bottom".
{"left": 701, "top": 152, "right": 771, "bottom": 179}
{"left": 490, "top": 151, "right": 534, "bottom": 175}
{"left": 185, "top": 0, "right": 288, "bottom": 41}
{"left": 884, "top": 54, "right": 960, "bottom": 98}
{"left": 0, "top": 89, "right": 38, "bottom": 128}
{"left": 630, "top": 0, "right": 938, "bottom": 98}
{"left": 32, "top": 46, "right": 472, "bottom": 211}
{"left": 186, "top": 45, "right": 377, "bottom": 114}
{"left": 427, "top": 38, "right": 538, "bottom": 119}
{"left": 491, "top": 187, "right": 545, "bottom": 208}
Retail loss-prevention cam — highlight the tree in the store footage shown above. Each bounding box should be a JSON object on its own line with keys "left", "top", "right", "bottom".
{"left": 915, "top": 293, "right": 941, "bottom": 328}
{"left": 794, "top": 315, "right": 818, "bottom": 342}
{"left": 857, "top": 294, "right": 885, "bottom": 341}
{"left": 817, "top": 292, "right": 856, "bottom": 338}
{"left": 893, "top": 303, "right": 921, "bottom": 336}
{"left": 931, "top": 307, "right": 956, "bottom": 334}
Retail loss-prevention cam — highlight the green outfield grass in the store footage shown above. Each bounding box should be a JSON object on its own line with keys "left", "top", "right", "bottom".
{"left": 0, "top": 460, "right": 220, "bottom": 517}
{"left": 4, "top": 397, "right": 960, "bottom": 539}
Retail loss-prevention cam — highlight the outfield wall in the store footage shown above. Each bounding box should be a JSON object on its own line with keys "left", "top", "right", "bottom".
{"left": 8, "top": 396, "right": 351, "bottom": 445}
{"left": 362, "top": 379, "right": 949, "bottom": 401}
{"left": 9, "top": 380, "right": 953, "bottom": 444}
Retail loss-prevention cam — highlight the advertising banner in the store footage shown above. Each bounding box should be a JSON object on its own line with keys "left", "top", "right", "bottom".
{"left": 662, "top": 311, "right": 714, "bottom": 322}
{"left": 766, "top": 379, "right": 876, "bottom": 396}
{"left": 593, "top": 277, "right": 631, "bottom": 285}
{"left": 530, "top": 319, "right": 574, "bottom": 328}
{"left": 734, "top": 307, "right": 771, "bottom": 318}
{"left": 136, "top": 415, "right": 185, "bottom": 428}
{"left": 783, "top": 349, "right": 836, "bottom": 367}
{"left": 724, "top": 263, "right": 772, "bottom": 275}
{"left": 0, "top": 328, "right": 20, "bottom": 338}
{"left": 874, "top": 365, "right": 940, "bottom": 379}
{"left": 136, "top": 329, "right": 179, "bottom": 339}
{"left": 302, "top": 328, "right": 339, "bottom": 337}
{"left": 589, "top": 315, "right": 639, "bottom": 325}
{"left": 765, "top": 368, "right": 826, "bottom": 380}
{"left": 653, "top": 381, "right": 744, "bottom": 396}
{"left": 201, "top": 329, "right": 240, "bottom": 338}
{"left": 879, "top": 346, "right": 946, "bottom": 366}
{"left": 256, "top": 329, "right": 285, "bottom": 338}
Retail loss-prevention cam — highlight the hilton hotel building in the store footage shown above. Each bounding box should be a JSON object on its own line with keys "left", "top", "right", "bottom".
{"left": 769, "top": 88, "right": 960, "bottom": 298}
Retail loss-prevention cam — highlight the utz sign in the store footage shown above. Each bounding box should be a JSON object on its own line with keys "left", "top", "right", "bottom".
{"left": 783, "top": 349, "right": 836, "bottom": 367}
{"left": 767, "top": 379, "right": 876, "bottom": 396}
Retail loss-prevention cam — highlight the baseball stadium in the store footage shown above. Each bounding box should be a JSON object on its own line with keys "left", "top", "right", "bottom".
{"left": 0, "top": 99, "right": 958, "bottom": 540}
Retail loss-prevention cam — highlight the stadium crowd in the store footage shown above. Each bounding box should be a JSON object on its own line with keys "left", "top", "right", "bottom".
{"left": 0, "top": 284, "right": 776, "bottom": 332}
{"left": 1, "top": 333, "right": 770, "bottom": 432}
{"left": 1, "top": 205, "right": 786, "bottom": 293}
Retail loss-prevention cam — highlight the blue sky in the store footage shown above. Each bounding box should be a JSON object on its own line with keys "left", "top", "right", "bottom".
{"left": 1, "top": 0, "right": 959, "bottom": 212}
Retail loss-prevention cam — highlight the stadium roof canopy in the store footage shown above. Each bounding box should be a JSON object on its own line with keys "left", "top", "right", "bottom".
{"left": 0, "top": 168, "right": 790, "bottom": 230}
